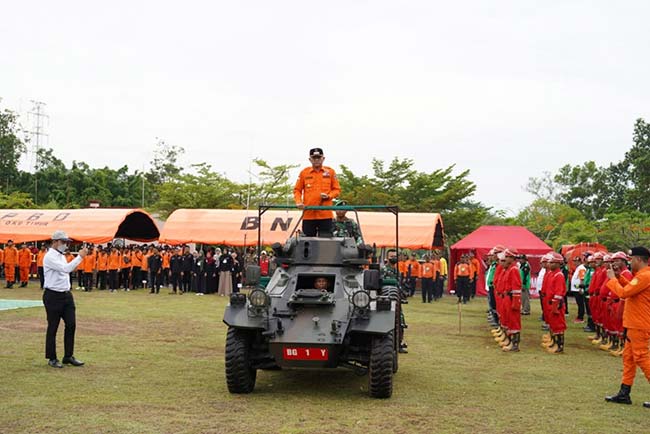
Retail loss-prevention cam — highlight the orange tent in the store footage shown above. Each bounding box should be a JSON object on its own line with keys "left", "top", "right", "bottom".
{"left": 0, "top": 209, "right": 160, "bottom": 244}
{"left": 159, "top": 209, "right": 444, "bottom": 249}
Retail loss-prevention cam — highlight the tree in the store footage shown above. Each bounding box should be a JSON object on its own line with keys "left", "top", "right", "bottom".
{"left": 619, "top": 118, "right": 650, "bottom": 212}
{"left": 0, "top": 105, "right": 28, "bottom": 191}
{"left": 245, "top": 159, "right": 299, "bottom": 207}
{"left": 0, "top": 191, "right": 34, "bottom": 208}
{"left": 596, "top": 212, "right": 650, "bottom": 252}
{"left": 515, "top": 198, "right": 587, "bottom": 248}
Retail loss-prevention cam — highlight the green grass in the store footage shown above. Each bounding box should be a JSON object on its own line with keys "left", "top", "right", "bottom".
{"left": 1, "top": 285, "right": 649, "bottom": 434}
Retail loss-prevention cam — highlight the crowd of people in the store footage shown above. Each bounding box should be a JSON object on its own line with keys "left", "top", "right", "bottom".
{"left": 1, "top": 241, "right": 276, "bottom": 297}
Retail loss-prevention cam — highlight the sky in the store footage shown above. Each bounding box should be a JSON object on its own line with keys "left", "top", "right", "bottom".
{"left": 2, "top": 0, "right": 649, "bottom": 215}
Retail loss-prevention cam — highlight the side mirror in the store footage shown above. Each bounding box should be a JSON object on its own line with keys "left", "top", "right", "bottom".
{"left": 363, "top": 269, "right": 381, "bottom": 291}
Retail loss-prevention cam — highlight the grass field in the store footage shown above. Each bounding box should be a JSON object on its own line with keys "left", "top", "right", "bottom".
{"left": 1, "top": 285, "right": 649, "bottom": 434}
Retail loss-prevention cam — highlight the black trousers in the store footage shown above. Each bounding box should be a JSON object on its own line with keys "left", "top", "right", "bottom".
{"left": 171, "top": 272, "right": 181, "bottom": 292}
{"left": 108, "top": 269, "right": 118, "bottom": 289}
{"left": 77, "top": 270, "right": 84, "bottom": 287}
{"left": 488, "top": 288, "right": 499, "bottom": 323}
{"left": 149, "top": 271, "right": 161, "bottom": 293}
{"left": 163, "top": 268, "right": 170, "bottom": 286}
{"left": 574, "top": 292, "right": 587, "bottom": 320}
{"left": 421, "top": 277, "right": 434, "bottom": 302}
{"left": 182, "top": 272, "right": 191, "bottom": 292}
{"left": 38, "top": 267, "right": 44, "bottom": 289}
{"left": 83, "top": 272, "right": 93, "bottom": 290}
{"left": 97, "top": 270, "right": 107, "bottom": 290}
{"left": 43, "top": 289, "right": 76, "bottom": 360}
{"left": 131, "top": 266, "right": 141, "bottom": 288}
{"left": 302, "top": 219, "right": 333, "bottom": 237}
{"left": 121, "top": 269, "right": 130, "bottom": 289}
{"left": 456, "top": 276, "right": 470, "bottom": 302}
{"left": 433, "top": 276, "right": 444, "bottom": 299}
{"left": 470, "top": 278, "right": 477, "bottom": 298}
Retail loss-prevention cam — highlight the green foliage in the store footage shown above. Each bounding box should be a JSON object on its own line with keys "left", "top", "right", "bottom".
{"left": 338, "top": 157, "right": 489, "bottom": 241}
{"left": 246, "top": 159, "right": 299, "bottom": 206}
{"left": 515, "top": 199, "right": 587, "bottom": 248}
{"left": 0, "top": 106, "right": 28, "bottom": 191}
{"left": 0, "top": 191, "right": 34, "bottom": 208}
{"left": 596, "top": 211, "right": 650, "bottom": 251}
{"left": 154, "top": 163, "right": 242, "bottom": 218}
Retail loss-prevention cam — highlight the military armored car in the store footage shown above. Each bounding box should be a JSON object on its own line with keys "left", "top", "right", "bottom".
{"left": 223, "top": 205, "right": 401, "bottom": 398}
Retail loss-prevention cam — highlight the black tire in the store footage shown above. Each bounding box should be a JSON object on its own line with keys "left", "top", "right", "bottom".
{"left": 225, "top": 327, "right": 257, "bottom": 393}
{"left": 382, "top": 287, "right": 401, "bottom": 373}
{"left": 369, "top": 331, "right": 394, "bottom": 398}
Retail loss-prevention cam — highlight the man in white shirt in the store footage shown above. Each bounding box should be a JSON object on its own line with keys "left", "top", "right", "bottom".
{"left": 43, "top": 230, "right": 88, "bottom": 368}
{"left": 570, "top": 256, "right": 588, "bottom": 323}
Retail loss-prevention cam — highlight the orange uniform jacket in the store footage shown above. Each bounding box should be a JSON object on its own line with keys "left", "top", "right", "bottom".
{"left": 0, "top": 248, "right": 4, "bottom": 266}
{"left": 470, "top": 258, "right": 480, "bottom": 279}
{"left": 83, "top": 252, "right": 96, "bottom": 273}
{"left": 4, "top": 246, "right": 18, "bottom": 266}
{"left": 18, "top": 248, "right": 32, "bottom": 268}
{"left": 607, "top": 267, "right": 650, "bottom": 330}
{"left": 97, "top": 253, "right": 108, "bottom": 271}
{"left": 37, "top": 250, "right": 46, "bottom": 267}
{"left": 141, "top": 253, "right": 150, "bottom": 272}
{"left": 454, "top": 263, "right": 470, "bottom": 279}
{"left": 162, "top": 253, "right": 170, "bottom": 269}
{"left": 293, "top": 166, "right": 341, "bottom": 220}
{"left": 405, "top": 260, "right": 421, "bottom": 278}
{"left": 131, "top": 251, "right": 143, "bottom": 267}
{"left": 108, "top": 252, "right": 120, "bottom": 270}
{"left": 421, "top": 261, "right": 438, "bottom": 279}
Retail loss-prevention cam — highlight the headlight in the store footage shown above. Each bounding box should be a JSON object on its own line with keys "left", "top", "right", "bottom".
{"left": 249, "top": 289, "right": 269, "bottom": 308}
{"left": 351, "top": 290, "right": 371, "bottom": 309}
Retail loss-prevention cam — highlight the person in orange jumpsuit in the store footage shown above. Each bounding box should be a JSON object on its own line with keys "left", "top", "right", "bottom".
{"left": 0, "top": 246, "right": 4, "bottom": 277}
{"left": 404, "top": 253, "right": 421, "bottom": 297}
{"left": 17, "top": 244, "right": 32, "bottom": 287}
{"left": 608, "top": 252, "right": 633, "bottom": 356}
{"left": 545, "top": 252, "right": 567, "bottom": 354}
{"left": 130, "top": 246, "right": 144, "bottom": 289}
{"left": 4, "top": 240, "right": 19, "bottom": 288}
{"left": 82, "top": 247, "right": 96, "bottom": 291}
{"left": 108, "top": 247, "right": 121, "bottom": 292}
{"left": 604, "top": 246, "right": 650, "bottom": 407}
{"left": 420, "top": 254, "right": 438, "bottom": 303}
{"left": 162, "top": 248, "right": 171, "bottom": 287}
{"left": 96, "top": 247, "right": 108, "bottom": 290}
{"left": 293, "top": 147, "right": 341, "bottom": 237}
{"left": 37, "top": 244, "right": 47, "bottom": 289}
{"left": 499, "top": 249, "right": 522, "bottom": 352}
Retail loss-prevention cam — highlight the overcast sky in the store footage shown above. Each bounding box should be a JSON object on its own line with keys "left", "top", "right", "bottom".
{"left": 2, "top": 1, "right": 649, "bottom": 214}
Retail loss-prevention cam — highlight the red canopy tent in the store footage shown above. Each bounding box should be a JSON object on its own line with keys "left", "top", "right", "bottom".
{"left": 449, "top": 226, "right": 553, "bottom": 296}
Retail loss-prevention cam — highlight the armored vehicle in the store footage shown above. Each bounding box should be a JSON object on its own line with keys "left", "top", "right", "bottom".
{"left": 223, "top": 205, "right": 402, "bottom": 398}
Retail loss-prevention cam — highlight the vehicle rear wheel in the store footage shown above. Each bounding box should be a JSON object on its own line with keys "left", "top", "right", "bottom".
{"left": 369, "top": 331, "right": 394, "bottom": 398}
{"left": 382, "top": 286, "right": 401, "bottom": 373}
{"left": 225, "top": 327, "right": 257, "bottom": 393}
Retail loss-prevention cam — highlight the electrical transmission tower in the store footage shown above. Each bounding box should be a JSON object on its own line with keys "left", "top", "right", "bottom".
{"left": 28, "top": 100, "right": 49, "bottom": 205}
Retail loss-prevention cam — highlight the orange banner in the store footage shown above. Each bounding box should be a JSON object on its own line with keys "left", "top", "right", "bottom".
{"left": 159, "top": 209, "right": 444, "bottom": 249}
{"left": 0, "top": 209, "right": 160, "bottom": 244}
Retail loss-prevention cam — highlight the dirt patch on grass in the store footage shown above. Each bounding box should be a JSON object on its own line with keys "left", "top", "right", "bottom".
{"left": 0, "top": 316, "right": 135, "bottom": 336}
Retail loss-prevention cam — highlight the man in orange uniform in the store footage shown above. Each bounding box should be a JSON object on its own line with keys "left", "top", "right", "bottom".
{"left": 82, "top": 247, "right": 96, "bottom": 291}
{"left": 96, "top": 248, "right": 108, "bottom": 290}
{"left": 108, "top": 247, "right": 121, "bottom": 292}
{"left": 18, "top": 243, "right": 32, "bottom": 287}
{"left": 293, "top": 147, "right": 341, "bottom": 237}
{"left": 454, "top": 255, "right": 471, "bottom": 304}
{"left": 131, "top": 246, "right": 144, "bottom": 289}
{"left": 140, "top": 246, "right": 151, "bottom": 289}
{"left": 605, "top": 246, "right": 650, "bottom": 407}
{"left": 162, "top": 248, "right": 171, "bottom": 287}
{"left": 420, "top": 254, "right": 438, "bottom": 303}
{"left": 4, "top": 240, "right": 19, "bottom": 288}
{"left": 545, "top": 253, "right": 567, "bottom": 354}
{"left": 0, "top": 246, "right": 4, "bottom": 278}
{"left": 37, "top": 245, "right": 47, "bottom": 289}
{"left": 499, "top": 249, "right": 522, "bottom": 352}
{"left": 404, "top": 253, "right": 421, "bottom": 297}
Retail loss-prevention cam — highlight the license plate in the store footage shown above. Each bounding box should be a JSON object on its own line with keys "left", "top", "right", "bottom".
{"left": 283, "top": 347, "right": 329, "bottom": 361}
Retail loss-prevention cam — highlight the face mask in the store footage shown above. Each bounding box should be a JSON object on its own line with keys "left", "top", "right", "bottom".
{"left": 389, "top": 257, "right": 398, "bottom": 264}
{"left": 56, "top": 243, "right": 68, "bottom": 253}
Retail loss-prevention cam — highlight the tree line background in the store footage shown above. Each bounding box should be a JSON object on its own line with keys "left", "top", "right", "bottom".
{"left": 2, "top": 100, "right": 649, "bottom": 250}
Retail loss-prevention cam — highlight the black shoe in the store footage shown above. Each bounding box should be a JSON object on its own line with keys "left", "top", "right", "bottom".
{"left": 605, "top": 384, "right": 632, "bottom": 404}
{"left": 62, "top": 356, "right": 85, "bottom": 367}
{"left": 48, "top": 359, "right": 63, "bottom": 368}
{"left": 398, "top": 343, "right": 408, "bottom": 354}
{"left": 583, "top": 326, "right": 595, "bottom": 332}
{"left": 643, "top": 402, "right": 650, "bottom": 408}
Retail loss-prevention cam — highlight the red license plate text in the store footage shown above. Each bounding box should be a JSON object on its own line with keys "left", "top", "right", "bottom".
{"left": 283, "top": 347, "right": 329, "bottom": 360}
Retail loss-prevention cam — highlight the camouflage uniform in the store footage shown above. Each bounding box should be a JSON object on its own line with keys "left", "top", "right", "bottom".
{"left": 332, "top": 217, "right": 363, "bottom": 244}
{"left": 382, "top": 263, "right": 408, "bottom": 352}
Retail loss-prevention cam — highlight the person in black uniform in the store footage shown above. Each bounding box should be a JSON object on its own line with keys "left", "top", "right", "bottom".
{"left": 169, "top": 248, "right": 183, "bottom": 294}
{"left": 180, "top": 246, "right": 193, "bottom": 293}
{"left": 231, "top": 250, "right": 242, "bottom": 293}
{"left": 204, "top": 249, "right": 218, "bottom": 294}
{"left": 148, "top": 248, "right": 163, "bottom": 294}
{"left": 192, "top": 250, "right": 204, "bottom": 294}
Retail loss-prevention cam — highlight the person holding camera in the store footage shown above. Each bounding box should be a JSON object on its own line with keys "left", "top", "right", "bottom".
{"left": 43, "top": 231, "right": 88, "bottom": 368}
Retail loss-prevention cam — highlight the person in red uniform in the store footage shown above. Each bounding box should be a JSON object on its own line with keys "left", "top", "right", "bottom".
{"left": 609, "top": 252, "right": 633, "bottom": 356}
{"left": 604, "top": 246, "right": 650, "bottom": 407}
{"left": 545, "top": 252, "right": 568, "bottom": 354}
{"left": 293, "top": 147, "right": 341, "bottom": 237}
{"left": 499, "top": 249, "right": 522, "bottom": 352}
{"left": 588, "top": 252, "right": 607, "bottom": 345}
{"left": 539, "top": 253, "right": 555, "bottom": 347}
{"left": 490, "top": 246, "right": 508, "bottom": 343}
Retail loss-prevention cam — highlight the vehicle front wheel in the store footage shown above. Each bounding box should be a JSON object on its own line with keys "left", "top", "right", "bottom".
{"left": 368, "top": 331, "right": 394, "bottom": 398}
{"left": 225, "top": 327, "right": 257, "bottom": 393}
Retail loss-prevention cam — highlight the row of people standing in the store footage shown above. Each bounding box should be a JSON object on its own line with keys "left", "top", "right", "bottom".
{"left": 1, "top": 240, "right": 41, "bottom": 288}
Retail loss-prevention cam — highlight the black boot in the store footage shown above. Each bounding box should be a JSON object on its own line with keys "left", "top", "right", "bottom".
{"left": 605, "top": 384, "right": 632, "bottom": 404}
{"left": 643, "top": 401, "right": 650, "bottom": 408}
